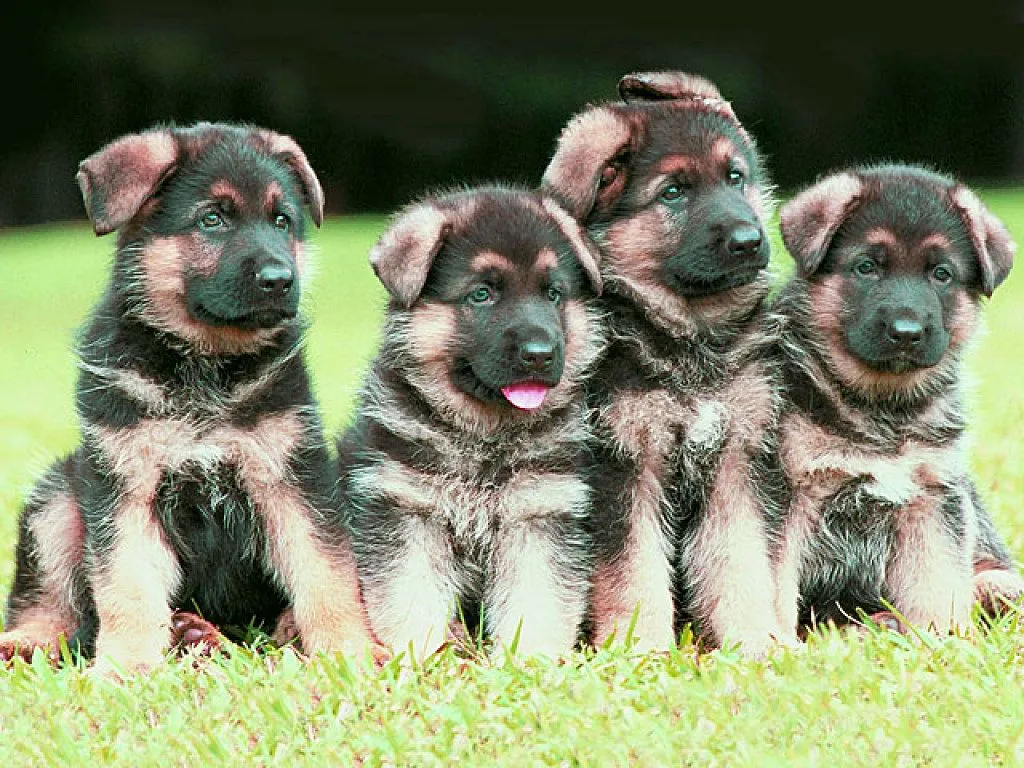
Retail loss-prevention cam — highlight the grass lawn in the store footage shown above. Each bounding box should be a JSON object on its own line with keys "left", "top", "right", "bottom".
{"left": 1, "top": 194, "right": 1023, "bottom": 766}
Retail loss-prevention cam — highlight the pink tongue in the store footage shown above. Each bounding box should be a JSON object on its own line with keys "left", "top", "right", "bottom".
{"left": 500, "top": 382, "right": 550, "bottom": 412}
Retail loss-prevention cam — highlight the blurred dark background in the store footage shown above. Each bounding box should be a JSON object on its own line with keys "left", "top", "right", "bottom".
{"left": 3, "top": 8, "right": 1023, "bottom": 227}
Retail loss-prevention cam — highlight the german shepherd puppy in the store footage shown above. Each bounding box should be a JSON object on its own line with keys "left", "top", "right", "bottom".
{"left": 0, "top": 122, "right": 376, "bottom": 674}
{"left": 772, "top": 163, "right": 1024, "bottom": 634}
{"left": 339, "top": 184, "right": 604, "bottom": 660}
{"left": 541, "top": 71, "right": 791, "bottom": 655}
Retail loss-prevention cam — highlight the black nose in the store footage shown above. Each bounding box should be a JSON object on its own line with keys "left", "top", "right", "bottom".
{"left": 886, "top": 317, "right": 925, "bottom": 347}
{"left": 726, "top": 225, "right": 763, "bottom": 259}
{"left": 257, "top": 263, "right": 294, "bottom": 297}
{"left": 520, "top": 340, "right": 555, "bottom": 372}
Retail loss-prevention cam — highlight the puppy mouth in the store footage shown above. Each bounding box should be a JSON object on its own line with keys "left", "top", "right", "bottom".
{"left": 191, "top": 303, "right": 297, "bottom": 330}
{"left": 451, "top": 360, "right": 556, "bottom": 412}
{"left": 668, "top": 265, "right": 766, "bottom": 298}
{"left": 859, "top": 354, "right": 938, "bottom": 374}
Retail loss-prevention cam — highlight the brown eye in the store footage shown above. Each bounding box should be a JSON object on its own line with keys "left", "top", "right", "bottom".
{"left": 547, "top": 286, "right": 563, "bottom": 304}
{"left": 932, "top": 265, "right": 953, "bottom": 284}
{"left": 727, "top": 169, "right": 745, "bottom": 188}
{"left": 274, "top": 214, "right": 290, "bottom": 232}
{"left": 200, "top": 211, "right": 224, "bottom": 229}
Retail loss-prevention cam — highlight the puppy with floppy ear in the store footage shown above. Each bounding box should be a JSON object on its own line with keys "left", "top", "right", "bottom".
{"left": 338, "top": 184, "right": 605, "bottom": 661}
{"left": 771, "top": 163, "right": 1023, "bottom": 636}
{"left": 542, "top": 71, "right": 791, "bottom": 657}
{"left": 0, "top": 122, "right": 377, "bottom": 674}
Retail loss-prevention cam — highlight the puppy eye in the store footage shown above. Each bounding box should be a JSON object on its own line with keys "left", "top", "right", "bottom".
{"left": 931, "top": 265, "right": 954, "bottom": 284}
{"left": 547, "top": 286, "right": 563, "bottom": 304}
{"left": 274, "top": 214, "right": 291, "bottom": 232}
{"left": 661, "top": 183, "right": 689, "bottom": 202}
{"left": 727, "top": 169, "right": 745, "bottom": 188}
{"left": 200, "top": 211, "right": 224, "bottom": 229}
{"left": 854, "top": 258, "right": 878, "bottom": 277}
{"left": 468, "top": 285, "right": 496, "bottom": 305}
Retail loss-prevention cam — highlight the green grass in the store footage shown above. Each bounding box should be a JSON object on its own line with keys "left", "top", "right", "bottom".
{"left": 1, "top": 196, "right": 1024, "bottom": 766}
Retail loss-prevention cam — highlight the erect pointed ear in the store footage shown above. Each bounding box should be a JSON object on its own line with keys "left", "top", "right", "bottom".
{"left": 540, "top": 197, "right": 603, "bottom": 296}
{"left": 779, "top": 172, "right": 864, "bottom": 277}
{"left": 540, "top": 105, "right": 634, "bottom": 222}
{"left": 252, "top": 129, "right": 325, "bottom": 227}
{"left": 369, "top": 202, "right": 451, "bottom": 308}
{"left": 949, "top": 185, "right": 1016, "bottom": 297}
{"left": 76, "top": 129, "right": 178, "bottom": 236}
{"left": 618, "top": 70, "right": 723, "bottom": 103}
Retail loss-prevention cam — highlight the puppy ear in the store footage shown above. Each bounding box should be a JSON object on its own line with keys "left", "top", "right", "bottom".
{"left": 252, "top": 129, "right": 325, "bottom": 227}
{"left": 779, "top": 172, "right": 863, "bottom": 277}
{"left": 369, "top": 202, "right": 451, "bottom": 308}
{"left": 76, "top": 129, "right": 178, "bottom": 236}
{"left": 618, "top": 70, "right": 723, "bottom": 103}
{"left": 540, "top": 197, "right": 603, "bottom": 296}
{"left": 949, "top": 185, "right": 1016, "bottom": 297}
{"left": 540, "top": 105, "right": 633, "bottom": 222}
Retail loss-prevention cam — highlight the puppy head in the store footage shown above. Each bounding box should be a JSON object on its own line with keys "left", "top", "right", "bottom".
{"left": 541, "top": 71, "right": 772, "bottom": 335}
{"left": 779, "top": 163, "right": 1016, "bottom": 397}
{"left": 371, "top": 184, "right": 604, "bottom": 432}
{"left": 76, "top": 122, "right": 324, "bottom": 356}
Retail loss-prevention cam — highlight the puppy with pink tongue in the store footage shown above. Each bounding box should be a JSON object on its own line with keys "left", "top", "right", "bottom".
{"left": 337, "top": 184, "right": 606, "bottom": 662}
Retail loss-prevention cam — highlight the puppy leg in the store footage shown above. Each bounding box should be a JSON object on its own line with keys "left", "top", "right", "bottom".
{"left": 258, "top": 486, "right": 375, "bottom": 662}
{"left": 773, "top": 496, "right": 817, "bottom": 642}
{"left": 969, "top": 483, "right": 1024, "bottom": 616}
{"left": 486, "top": 516, "right": 588, "bottom": 659}
{"left": 589, "top": 468, "right": 675, "bottom": 652}
{"left": 684, "top": 445, "right": 791, "bottom": 657}
{"left": 886, "top": 496, "right": 973, "bottom": 632}
{"left": 359, "top": 514, "right": 459, "bottom": 662}
{"left": 91, "top": 495, "right": 181, "bottom": 677}
{"left": 1, "top": 470, "right": 84, "bottom": 664}
{"left": 774, "top": 481, "right": 835, "bottom": 638}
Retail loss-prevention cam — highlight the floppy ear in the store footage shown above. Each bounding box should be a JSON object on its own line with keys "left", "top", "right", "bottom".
{"left": 540, "top": 105, "right": 633, "bottom": 222}
{"left": 779, "top": 172, "right": 863, "bottom": 277}
{"left": 618, "top": 70, "right": 724, "bottom": 103}
{"left": 76, "top": 129, "right": 178, "bottom": 236}
{"left": 252, "top": 129, "right": 325, "bottom": 228}
{"left": 949, "top": 185, "right": 1016, "bottom": 297}
{"left": 540, "top": 197, "right": 603, "bottom": 296}
{"left": 369, "top": 202, "right": 451, "bottom": 308}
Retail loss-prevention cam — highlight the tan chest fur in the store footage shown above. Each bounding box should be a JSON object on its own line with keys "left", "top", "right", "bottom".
{"left": 780, "top": 411, "right": 965, "bottom": 507}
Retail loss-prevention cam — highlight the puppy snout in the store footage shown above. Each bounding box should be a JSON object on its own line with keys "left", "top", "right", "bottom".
{"left": 256, "top": 262, "right": 294, "bottom": 297}
{"left": 725, "top": 224, "right": 763, "bottom": 260}
{"left": 520, "top": 340, "right": 555, "bottom": 373}
{"left": 886, "top": 316, "right": 925, "bottom": 348}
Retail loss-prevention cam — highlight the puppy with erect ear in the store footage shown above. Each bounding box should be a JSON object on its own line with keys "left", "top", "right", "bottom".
{"left": 337, "top": 183, "right": 606, "bottom": 661}
{"left": 0, "top": 122, "right": 379, "bottom": 675}
{"left": 541, "top": 71, "right": 789, "bottom": 658}
{"left": 770, "top": 162, "right": 1023, "bottom": 637}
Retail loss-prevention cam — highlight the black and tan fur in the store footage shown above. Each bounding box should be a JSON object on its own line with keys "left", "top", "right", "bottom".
{"left": 542, "top": 71, "right": 792, "bottom": 655}
{"left": 339, "top": 184, "right": 605, "bottom": 660}
{"left": 0, "top": 122, "right": 376, "bottom": 674}
{"left": 771, "top": 163, "right": 1024, "bottom": 635}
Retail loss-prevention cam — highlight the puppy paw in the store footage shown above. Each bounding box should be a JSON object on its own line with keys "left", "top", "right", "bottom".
{"left": 0, "top": 632, "right": 63, "bottom": 666}
{"left": 861, "top": 611, "right": 911, "bottom": 635}
{"left": 170, "top": 611, "right": 225, "bottom": 657}
{"left": 973, "top": 567, "right": 1024, "bottom": 618}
